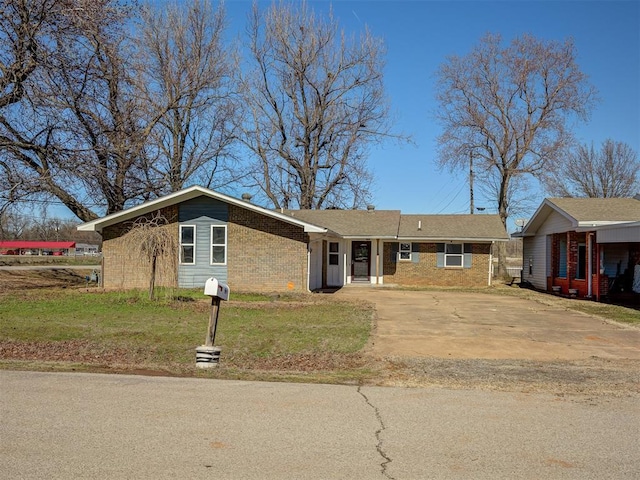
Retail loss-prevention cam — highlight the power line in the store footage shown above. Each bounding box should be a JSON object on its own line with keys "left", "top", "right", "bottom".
{"left": 435, "top": 184, "right": 466, "bottom": 214}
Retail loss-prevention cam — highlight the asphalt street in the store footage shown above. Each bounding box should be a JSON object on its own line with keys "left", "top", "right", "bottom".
{"left": 1, "top": 371, "right": 638, "bottom": 479}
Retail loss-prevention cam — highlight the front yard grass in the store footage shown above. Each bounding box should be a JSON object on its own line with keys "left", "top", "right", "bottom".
{"left": 0, "top": 288, "right": 375, "bottom": 383}
{"left": 1, "top": 279, "right": 637, "bottom": 387}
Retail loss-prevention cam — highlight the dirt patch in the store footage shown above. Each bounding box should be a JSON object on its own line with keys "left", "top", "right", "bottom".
{"left": 375, "top": 356, "right": 640, "bottom": 396}
{"left": 0, "top": 340, "right": 145, "bottom": 364}
{"left": 0, "top": 269, "right": 93, "bottom": 293}
{"left": 228, "top": 352, "right": 368, "bottom": 371}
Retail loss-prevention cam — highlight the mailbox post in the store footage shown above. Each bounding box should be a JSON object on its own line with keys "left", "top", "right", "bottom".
{"left": 196, "top": 278, "right": 230, "bottom": 368}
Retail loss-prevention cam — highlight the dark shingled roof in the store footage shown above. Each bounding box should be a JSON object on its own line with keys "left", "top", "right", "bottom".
{"left": 546, "top": 197, "right": 640, "bottom": 222}
{"left": 283, "top": 210, "right": 508, "bottom": 240}
{"left": 398, "top": 214, "right": 508, "bottom": 240}
{"left": 283, "top": 209, "right": 401, "bottom": 237}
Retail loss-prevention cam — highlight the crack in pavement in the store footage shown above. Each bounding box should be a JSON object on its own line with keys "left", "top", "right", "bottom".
{"left": 357, "top": 386, "right": 395, "bottom": 479}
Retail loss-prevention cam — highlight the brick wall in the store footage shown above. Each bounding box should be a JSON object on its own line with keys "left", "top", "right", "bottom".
{"left": 550, "top": 231, "right": 593, "bottom": 296}
{"left": 101, "top": 206, "right": 179, "bottom": 290}
{"left": 382, "top": 242, "right": 492, "bottom": 287}
{"left": 227, "top": 205, "right": 308, "bottom": 292}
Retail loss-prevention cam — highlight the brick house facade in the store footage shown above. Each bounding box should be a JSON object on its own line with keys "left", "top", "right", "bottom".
{"left": 101, "top": 206, "right": 179, "bottom": 290}
{"left": 383, "top": 243, "right": 491, "bottom": 287}
{"left": 227, "top": 204, "right": 309, "bottom": 292}
{"left": 79, "top": 186, "right": 509, "bottom": 293}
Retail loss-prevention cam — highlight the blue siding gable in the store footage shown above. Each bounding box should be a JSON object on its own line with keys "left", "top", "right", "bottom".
{"left": 178, "top": 196, "right": 228, "bottom": 288}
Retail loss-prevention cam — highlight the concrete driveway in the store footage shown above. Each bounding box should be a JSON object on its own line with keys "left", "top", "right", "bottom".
{"left": 335, "top": 288, "right": 640, "bottom": 361}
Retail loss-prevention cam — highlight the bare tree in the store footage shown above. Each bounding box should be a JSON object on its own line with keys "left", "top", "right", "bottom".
{"left": 238, "top": 2, "right": 398, "bottom": 210}
{"left": 435, "top": 33, "right": 597, "bottom": 273}
{"left": 0, "top": 0, "right": 98, "bottom": 219}
{"left": 0, "top": 207, "right": 31, "bottom": 240}
{"left": 51, "top": 4, "right": 159, "bottom": 217}
{"left": 0, "top": 0, "right": 69, "bottom": 109}
{"left": 544, "top": 139, "right": 639, "bottom": 198}
{"left": 1, "top": 0, "right": 244, "bottom": 221}
{"left": 122, "top": 212, "right": 178, "bottom": 300}
{"left": 0, "top": 0, "right": 153, "bottom": 221}
{"left": 138, "top": 0, "right": 238, "bottom": 194}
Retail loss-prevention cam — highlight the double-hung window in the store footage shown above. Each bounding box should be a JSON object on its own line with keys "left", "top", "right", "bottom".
{"left": 328, "top": 242, "right": 339, "bottom": 265}
{"left": 444, "top": 243, "right": 463, "bottom": 267}
{"left": 210, "top": 225, "right": 227, "bottom": 265}
{"left": 180, "top": 225, "right": 195, "bottom": 264}
{"left": 437, "top": 243, "right": 471, "bottom": 268}
{"left": 398, "top": 243, "right": 412, "bottom": 261}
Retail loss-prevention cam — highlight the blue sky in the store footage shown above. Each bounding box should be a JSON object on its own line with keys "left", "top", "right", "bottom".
{"left": 50, "top": 1, "right": 639, "bottom": 231}
{"left": 252, "top": 0, "right": 637, "bottom": 230}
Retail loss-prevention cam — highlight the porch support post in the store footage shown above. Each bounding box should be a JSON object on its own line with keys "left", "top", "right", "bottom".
{"left": 596, "top": 242, "right": 602, "bottom": 301}
{"left": 376, "top": 239, "right": 380, "bottom": 284}
{"left": 587, "top": 232, "right": 593, "bottom": 298}
{"left": 306, "top": 243, "right": 311, "bottom": 292}
{"left": 567, "top": 232, "right": 571, "bottom": 290}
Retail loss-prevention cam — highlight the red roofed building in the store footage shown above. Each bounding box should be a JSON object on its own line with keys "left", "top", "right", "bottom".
{"left": 0, "top": 241, "right": 76, "bottom": 256}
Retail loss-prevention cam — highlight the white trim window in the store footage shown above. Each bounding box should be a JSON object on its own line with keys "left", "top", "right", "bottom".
{"left": 210, "top": 225, "right": 227, "bottom": 265}
{"left": 398, "top": 242, "right": 412, "bottom": 261}
{"left": 180, "top": 225, "right": 196, "bottom": 265}
{"left": 437, "top": 243, "right": 471, "bottom": 268}
{"left": 444, "top": 243, "right": 463, "bottom": 267}
{"left": 328, "top": 242, "right": 339, "bottom": 266}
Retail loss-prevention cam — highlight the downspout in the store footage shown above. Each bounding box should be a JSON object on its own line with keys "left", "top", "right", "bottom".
{"left": 488, "top": 241, "right": 494, "bottom": 286}
{"left": 376, "top": 239, "right": 380, "bottom": 284}
{"left": 344, "top": 246, "right": 348, "bottom": 285}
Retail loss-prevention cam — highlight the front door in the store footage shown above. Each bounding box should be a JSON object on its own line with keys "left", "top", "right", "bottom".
{"left": 351, "top": 241, "right": 371, "bottom": 281}
{"left": 327, "top": 241, "right": 342, "bottom": 287}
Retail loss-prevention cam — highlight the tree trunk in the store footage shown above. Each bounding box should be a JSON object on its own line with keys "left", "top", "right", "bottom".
{"left": 148, "top": 255, "right": 157, "bottom": 300}
{"left": 495, "top": 175, "right": 510, "bottom": 279}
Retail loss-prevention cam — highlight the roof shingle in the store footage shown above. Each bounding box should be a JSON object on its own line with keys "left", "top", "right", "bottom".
{"left": 398, "top": 214, "right": 508, "bottom": 240}
{"left": 284, "top": 210, "right": 508, "bottom": 240}
{"left": 283, "top": 209, "right": 401, "bottom": 237}
{"left": 547, "top": 197, "right": 640, "bottom": 222}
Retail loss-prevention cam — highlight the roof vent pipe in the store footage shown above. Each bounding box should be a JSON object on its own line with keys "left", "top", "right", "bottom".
{"left": 418, "top": 220, "right": 422, "bottom": 231}
{"left": 367, "top": 204, "right": 375, "bottom": 211}
{"left": 241, "top": 193, "right": 252, "bottom": 202}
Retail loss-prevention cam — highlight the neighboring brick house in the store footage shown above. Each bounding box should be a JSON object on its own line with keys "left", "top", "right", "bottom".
{"left": 78, "top": 186, "right": 508, "bottom": 292}
{"left": 518, "top": 197, "right": 640, "bottom": 302}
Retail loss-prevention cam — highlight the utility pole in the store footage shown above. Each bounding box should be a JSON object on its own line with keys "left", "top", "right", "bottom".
{"left": 469, "top": 150, "right": 474, "bottom": 214}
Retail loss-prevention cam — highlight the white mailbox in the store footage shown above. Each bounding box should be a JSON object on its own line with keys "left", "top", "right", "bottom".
{"left": 204, "top": 277, "right": 230, "bottom": 301}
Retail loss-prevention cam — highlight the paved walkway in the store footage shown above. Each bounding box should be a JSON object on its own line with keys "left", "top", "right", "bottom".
{"left": 336, "top": 288, "right": 640, "bottom": 361}
{"left": 2, "top": 371, "right": 639, "bottom": 479}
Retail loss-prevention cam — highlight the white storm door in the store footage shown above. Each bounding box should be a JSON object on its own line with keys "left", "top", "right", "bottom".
{"left": 309, "top": 240, "right": 322, "bottom": 291}
{"left": 327, "top": 241, "right": 343, "bottom": 286}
